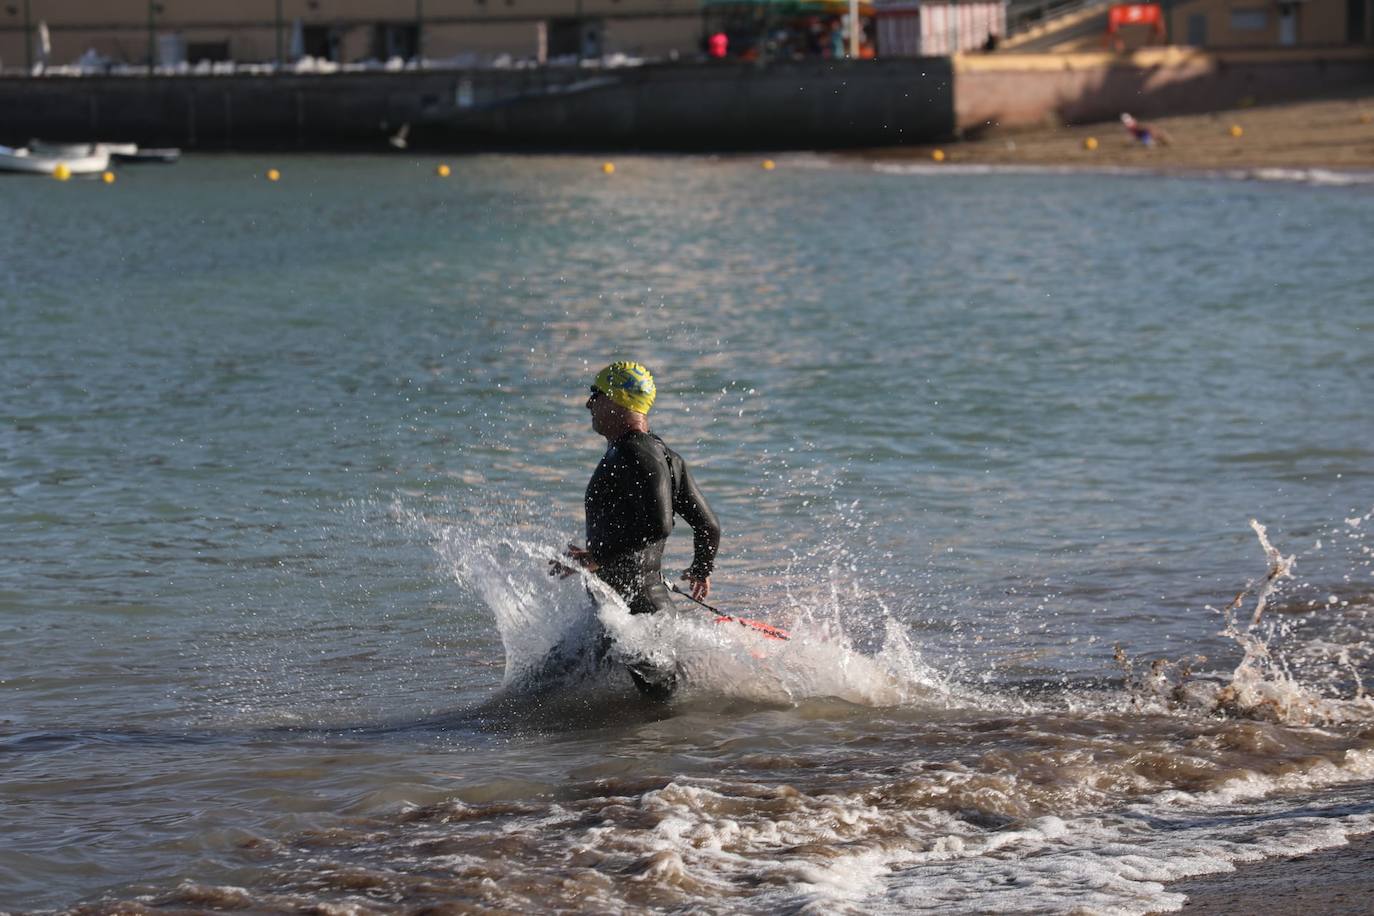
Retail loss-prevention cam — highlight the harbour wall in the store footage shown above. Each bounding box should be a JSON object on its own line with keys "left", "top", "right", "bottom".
{"left": 0, "top": 49, "right": 1370, "bottom": 151}
{"left": 0, "top": 60, "right": 955, "bottom": 151}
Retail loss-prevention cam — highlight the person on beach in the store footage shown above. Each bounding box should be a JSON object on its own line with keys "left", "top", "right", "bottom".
{"left": 1120, "top": 112, "right": 1171, "bottom": 147}
{"left": 549, "top": 361, "right": 720, "bottom": 695}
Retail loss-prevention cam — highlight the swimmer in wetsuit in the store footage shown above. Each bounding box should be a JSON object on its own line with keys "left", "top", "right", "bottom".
{"left": 550, "top": 362, "right": 720, "bottom": 696}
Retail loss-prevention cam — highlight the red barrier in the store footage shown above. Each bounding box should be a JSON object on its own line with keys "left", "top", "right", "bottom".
{"left": 1106, "top": 3, "right": 1166, "bottom": 36}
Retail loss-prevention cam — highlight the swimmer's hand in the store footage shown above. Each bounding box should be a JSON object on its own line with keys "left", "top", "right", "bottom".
{"left": 549, "top": 543, "right": 598, "bottom": 578}
{"left": 680, "top": 571, "right": 711, "bottom": 602}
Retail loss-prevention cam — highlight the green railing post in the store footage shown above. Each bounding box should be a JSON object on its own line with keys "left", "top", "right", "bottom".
{"left": 416, "top": 0, "right": 424, "bottom": 65}
{"left": 23, "top": 0, "right": 32, "bottom": 74}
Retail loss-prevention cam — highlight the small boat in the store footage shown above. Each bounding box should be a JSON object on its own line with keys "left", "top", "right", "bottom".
{"left": 27, "top": 140, "right": 95, "bottom": 158}
{"left": 107, "top": 144, "right": 181, "bottom": 165}
{"left": 14, "top": 139, "right": 180, "bottom": 171}
{"left": 0, "top": 143, "right": 110, "bottom": 176}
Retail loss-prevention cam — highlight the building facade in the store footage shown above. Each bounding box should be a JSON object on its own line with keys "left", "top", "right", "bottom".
{"left": 1168, "top": 0, "right": 1374, "bottom": 47}
{"left": 0, "top": 0, "right": 706, "bottom": 72}
{"left": 874, "top": 0, "right": 1008, "bottom": 55}
{"left": 4, "top": 0, "right": 1368, "bottom": 71}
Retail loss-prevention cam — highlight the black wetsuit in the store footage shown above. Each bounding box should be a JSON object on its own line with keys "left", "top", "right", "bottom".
{"left": 585, "top": 430, "right": 720, "bottom": 616}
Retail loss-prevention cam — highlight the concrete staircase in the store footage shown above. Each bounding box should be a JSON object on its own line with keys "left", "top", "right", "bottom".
{"left": 999, "top": 0, "right": 1116, "bottom": 52}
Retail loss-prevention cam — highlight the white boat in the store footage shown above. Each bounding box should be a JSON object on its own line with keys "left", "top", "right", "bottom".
{"left": 106, "top": 143, "right": 181, "bottom": 164}
{"left": 28, "top": 140, "right": 96, "bottom": 157}
{"left": 33, "top": 140, "right": 181, "bottom": 165}
{"left": 0, "top": 143, "right": 111, "bottom": 176}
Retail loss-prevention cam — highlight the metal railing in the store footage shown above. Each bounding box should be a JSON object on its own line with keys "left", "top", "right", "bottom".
{"left": 1005, "top": 0, "right": 1111, "bottom": 38}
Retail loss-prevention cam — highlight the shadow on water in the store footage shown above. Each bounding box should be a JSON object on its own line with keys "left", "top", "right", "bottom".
{"left": 0, "top": 660, "right": 694, "bottom": 757}
{"left": 0, "top": 693, "right": 760, "bottom": 756}
{"left": 395, "top": 686, "right": 681, "bottom": 735}
{"left": 0, "top": 729, "right": 237, "bottom": 754}
{"left": 0, "top": 696, "right": 675, "bottom": 757}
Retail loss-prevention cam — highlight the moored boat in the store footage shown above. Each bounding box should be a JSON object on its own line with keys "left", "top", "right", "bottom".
{"left": 0, "top": 142, "right": 111, "bottom": 175}
{"left": 107, "top": 143, "right": 181, "bottom": 164}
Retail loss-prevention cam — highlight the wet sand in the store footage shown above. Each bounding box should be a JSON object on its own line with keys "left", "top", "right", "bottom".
{"left": 1158, "top": 831, "right": 1374, "bottom": 914}
{"left": 864, "top": 92, "right": 1374, "bottom": 172}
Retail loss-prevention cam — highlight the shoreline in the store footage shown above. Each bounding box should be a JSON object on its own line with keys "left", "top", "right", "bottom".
{"left": 858, "top": 92, "right": 1374, "bottom": 174}
{"left": 1155, "top": 830, "right": 1374, "bottom": 914}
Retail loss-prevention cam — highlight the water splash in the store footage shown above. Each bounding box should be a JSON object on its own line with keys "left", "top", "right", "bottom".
{"left": 1119, "top": 518, "right": 1374, "bottom": 726}
{"left": 427, "top": 522, "right": 623, "bottom": 695}
{"left": 413, "top": 505, "right": 958, "bottom": 709}
{"left": 1233, "top": 519, "right": 1296, "bottom": 628}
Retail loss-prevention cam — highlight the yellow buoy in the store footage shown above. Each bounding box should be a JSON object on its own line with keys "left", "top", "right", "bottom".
{"left": 52, "top": 163, "right": 72, "bottom": 181}
{"left": 1083, "top": 136, "right": 1098, "bottom": 151}
{"left": 931, "top": 149, "right": 946, "bottom": 162}
{"left": 762, "top": 159, "right": 776, "bottom": 171}
{"left": 1228, "top": 124, "right": 1243, "bottom": 138}
{"left": 1360, "top": 112, "right": 1373, "bottom": 125}
{"left": 602, "top": 162, "right": 615, "bottom": 175}
{"left": 436, "top": 163, "right": 451, "bottom": 178}
{"left": 101, "top": 171, "right": 116, "bottom": 184}
{"left": 266, "top": 168, "right": 281, "bottom": 182}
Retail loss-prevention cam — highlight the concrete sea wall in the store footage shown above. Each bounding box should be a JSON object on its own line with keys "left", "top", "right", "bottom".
{"left": 431, "top": 60, "right": 956, "bottom": 150}
{"left": 0, "top": 50, "right": 1369, "bottom": 151}
{"left": 0, "top": 60, "right": 956, "bottom": 151}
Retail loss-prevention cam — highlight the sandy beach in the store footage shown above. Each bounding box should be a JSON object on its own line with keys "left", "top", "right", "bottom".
{"left": 865, "top": 91, "right": 1374, "bottom": 172}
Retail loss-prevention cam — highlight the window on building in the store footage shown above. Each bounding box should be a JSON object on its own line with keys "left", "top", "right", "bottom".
{"left": 187, "top": 40, "right": 230, "bottom": 62}
{"left": 1186, "top": 13, "right": 1207, "bottom": 44}
{"left": 1277, "top": 3, "right": 1297, "bottom": 43}
{"left": 548, "top": 19, "right": 581, "bottom": 56}
{"left": 548, "top": 18, "right": 604, "bottom": 58}
{"left": 1349, "top": 0, "right": 1367, "bottom": 42}
{"left": 1229, "top": 7, "right": 1268, "bottom": 30}
{"left": 302, "top": 25, "right": 342, "bottom": 61}
{"left": 373, "top": 23, "right": 419, "bottom": 60}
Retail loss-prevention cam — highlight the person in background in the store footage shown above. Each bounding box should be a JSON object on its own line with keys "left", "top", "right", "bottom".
{"left": 829, "top": 18, "right": 846, "bottom": 58}
{"left": 1120, "top": 112, "right": 1172, "bottom": 147}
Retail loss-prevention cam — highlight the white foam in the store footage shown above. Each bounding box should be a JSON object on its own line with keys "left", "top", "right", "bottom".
{"left": 872, "top": 162, "right": 1145, "bottom": 179}
{"left": 602, "top": 764, "right": 1374, "bottom": 915}
{"left": 1241, "top": 167, "right": 1374, "bottom": 187}
{"left": 868, "top": 160, "right": 1374, "bottom": 187}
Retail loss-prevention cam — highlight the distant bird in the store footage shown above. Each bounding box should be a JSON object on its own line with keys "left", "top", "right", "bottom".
{"left": 388, "top": 122, "right": 410, "bottom": 150}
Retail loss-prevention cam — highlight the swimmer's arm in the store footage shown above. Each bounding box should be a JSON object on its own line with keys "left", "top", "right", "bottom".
{"left": 549, "top": 544, "right": 599, "bottom": 578}
{"left": 673, "top": 460, "right": 719, "bottom": 601}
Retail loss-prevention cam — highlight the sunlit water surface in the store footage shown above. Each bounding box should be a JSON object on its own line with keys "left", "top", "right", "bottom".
{"left": 2, "top": 154, "right": 1373, "bottom": 914}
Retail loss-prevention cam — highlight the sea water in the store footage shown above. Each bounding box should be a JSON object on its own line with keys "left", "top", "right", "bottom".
{"left": 2, "top": 153, "right": 1372, "bottom": 914}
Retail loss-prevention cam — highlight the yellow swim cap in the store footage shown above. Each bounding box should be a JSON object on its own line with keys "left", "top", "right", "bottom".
{"left": 592, "top": 362, "right": 656, "bottom": 414}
